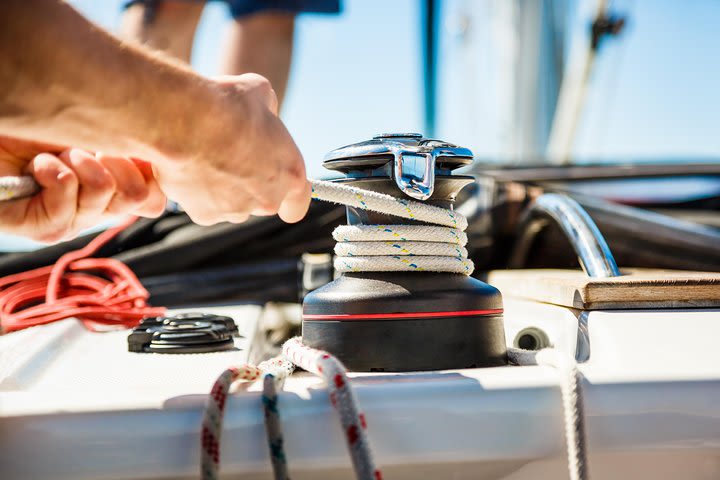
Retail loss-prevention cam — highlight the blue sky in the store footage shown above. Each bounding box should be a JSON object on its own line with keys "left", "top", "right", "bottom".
{"left": 1, "top": 0, "right": 717, "bottom": 252}
{"left": 575, "top": 0, "right": 720, "bottom": 161}
{"left": 68, "top": 0, "right": 720, "bottom": 174}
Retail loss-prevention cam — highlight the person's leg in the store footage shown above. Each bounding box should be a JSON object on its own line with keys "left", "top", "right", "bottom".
{"left": 120, "top": 1, "right": 206, "bottom": 63}
{"left": 220, "top": 12, "right": 295, "bottom": 106}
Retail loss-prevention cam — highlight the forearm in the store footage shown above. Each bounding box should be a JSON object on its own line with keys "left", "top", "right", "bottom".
{"left": 0, "top": 0, "right": 217, "bottom": 163}
{"left": 0, "top": 0, "right": 311, "bottom": 227}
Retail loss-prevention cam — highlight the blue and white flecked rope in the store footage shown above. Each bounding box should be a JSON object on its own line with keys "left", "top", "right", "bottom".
{"left": 311, "top": 180, "right": 474, "bottom": 275}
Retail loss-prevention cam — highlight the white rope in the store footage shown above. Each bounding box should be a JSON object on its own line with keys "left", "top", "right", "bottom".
{"left": 335, "top": 240, "right": 467, "bottom": 258}
{"left": 311, "top": 180, "right": 467, "bottom": 229}
{"left": 311, "top": 180, "right": 474, "bottom": 275}
{"left": 0, "top": 176, "right": 39, "bottom": 201}
{"left": 508, "top": 347, "right": 588, "bottom": 480}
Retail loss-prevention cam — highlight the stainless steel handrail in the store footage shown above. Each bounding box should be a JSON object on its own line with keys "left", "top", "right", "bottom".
{"left": 510, "top": 193, "right": 621, "bottom": 278}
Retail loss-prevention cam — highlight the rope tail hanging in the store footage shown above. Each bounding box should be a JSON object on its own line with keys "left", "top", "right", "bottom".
{"left": 283, "top": 337, "right": 381, "bottom": 480}
{"left": 201, "top": 339, "right": 381, "bottom": 480}
{"left": 508, "top": 348, "right": 589, "bottom": 480}
{"left": 201, "top": 356, "right": 295, "bottom": 480}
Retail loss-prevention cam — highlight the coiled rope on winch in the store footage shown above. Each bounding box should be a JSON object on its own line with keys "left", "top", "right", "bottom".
{"left": 311, "top": 180, "right": 474, "bottom": 275}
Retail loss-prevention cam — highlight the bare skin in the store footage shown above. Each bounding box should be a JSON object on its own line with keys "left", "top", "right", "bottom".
{"left": 0, "top": 136, "right": 165, "bottom": 242}
{"left": 0, "top": 0, "right": 311, "bottom": 238}
{"left": 120, "top": 1, "right": 204, "bottom": 63}
{"left": 221, "top": 12, "right": 295, "bottom": 105}
{"left": 120, "top": 1, "right": 295, "bottom": 105}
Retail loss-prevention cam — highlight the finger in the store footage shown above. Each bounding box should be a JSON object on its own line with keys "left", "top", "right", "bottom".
{"left": 185, "top": 210, "right": 218, "bottom": 227}
{"left": 0, "top": 135, "right": 65, "bottom": 174}
{"left": 58, "top": 149, "right": 116, "bottom": 231}
{"left": 183, "top": 187, "right": 255, "bottom": 226}
{"left": 96, "top": 153, "right": 149, "bottom": 215}
{"left": 25, "top": 153, "right": 79, "bottom": 242}
{"left": 244, "top": 176, "right": 287, "bottom": 217}
{"left": 129, "top": 159, "right": 167, "bottom": 218}
{"left": 250, "top": 207, "right": 277, "bottom": 217}
{"left": 219, "top": 212, "right": 250, "bottom": 224}
{"left": 243, "top": 145, "right": 306, "bottom": 218}
{"left": 277, "top": 176, "right": 312, "bottom": 224}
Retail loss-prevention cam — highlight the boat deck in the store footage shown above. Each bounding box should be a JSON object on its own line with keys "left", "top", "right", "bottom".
{"left": 2, "top": 299, "right": 719, "bottom": 480}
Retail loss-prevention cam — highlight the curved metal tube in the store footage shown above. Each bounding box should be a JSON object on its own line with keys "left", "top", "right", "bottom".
{"left": 511, "top": 193, "right": 620, "bottom": 278}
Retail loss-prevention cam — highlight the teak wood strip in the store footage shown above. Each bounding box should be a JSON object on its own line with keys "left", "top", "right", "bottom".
{"left": 488, "top": 269, "right": 720, "bottom": 310}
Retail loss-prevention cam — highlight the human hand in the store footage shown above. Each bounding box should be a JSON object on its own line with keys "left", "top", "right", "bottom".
{"left": 0, "top": 136, "right": 166, "bottom": 243}
{"left": 150, "top": 73, "right": 311, "bottom": 226}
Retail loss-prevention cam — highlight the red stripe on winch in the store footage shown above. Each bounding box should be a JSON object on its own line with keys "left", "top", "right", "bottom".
{"left": 303, "top": 309, "right": 503, "bottom": 321}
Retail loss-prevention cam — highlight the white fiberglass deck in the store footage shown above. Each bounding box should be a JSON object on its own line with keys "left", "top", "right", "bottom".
{"left": 1, "top": 301, "right": 719, "bottom": 479}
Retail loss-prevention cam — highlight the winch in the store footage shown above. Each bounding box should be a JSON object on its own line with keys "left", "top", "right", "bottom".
{"left": 302, "top": 133, "right": 507, "bottom": 371}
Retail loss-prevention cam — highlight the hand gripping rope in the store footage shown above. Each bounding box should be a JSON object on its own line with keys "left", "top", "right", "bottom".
{"left": 0, "top": 176, "right": 586, "bottom": 480}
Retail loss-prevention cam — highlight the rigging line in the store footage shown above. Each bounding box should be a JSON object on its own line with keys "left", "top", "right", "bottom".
{"left": 508, "top": 347, "right": 588, "bottom": 480}
{"left": 592, "top": 0, "right": 633, "bottom": 157}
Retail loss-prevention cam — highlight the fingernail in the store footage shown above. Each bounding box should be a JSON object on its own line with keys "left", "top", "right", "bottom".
{"left": 57, "top": 170, "right": 75, "bottom": 184}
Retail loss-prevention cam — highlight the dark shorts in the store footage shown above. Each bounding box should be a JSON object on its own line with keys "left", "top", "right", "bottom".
{"left": 125, "top": 0, "right": 341, "bottom": 19}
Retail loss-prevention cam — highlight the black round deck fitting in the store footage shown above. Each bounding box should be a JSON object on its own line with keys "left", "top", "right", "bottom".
{"left": 128, "top": 313, "right": 240, "bottom": 354}
{"left": 302, "top": 134, "right": 507, "bottom": 372}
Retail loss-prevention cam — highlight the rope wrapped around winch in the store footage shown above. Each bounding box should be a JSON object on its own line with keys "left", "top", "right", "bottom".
{"left": 311, "top": 180, "right": 474, "bottom": 274}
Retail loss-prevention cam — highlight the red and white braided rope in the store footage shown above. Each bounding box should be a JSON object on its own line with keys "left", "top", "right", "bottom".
{"left": 283, "top": 337, "right": 382, "bottom": 480}
{"left": 201, "top": 363, "right": 263, "bottom": 480}
{"left": 201, "top": 338, "right": 382, "bottom": 480}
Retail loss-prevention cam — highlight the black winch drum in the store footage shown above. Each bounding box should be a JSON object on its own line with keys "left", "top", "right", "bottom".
{"left": 302, "top": 133, "right": 507, "bottom": 372}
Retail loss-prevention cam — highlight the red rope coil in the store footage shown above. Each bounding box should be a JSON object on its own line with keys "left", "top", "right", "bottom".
{"left": 0, "top": 216, "right": 165, "bottom": 333}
